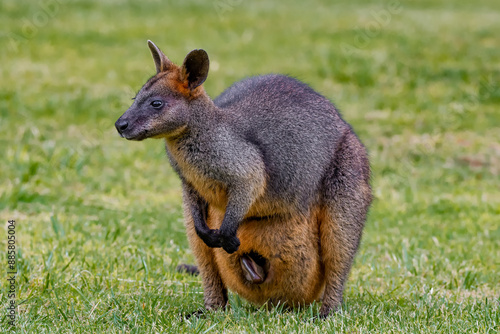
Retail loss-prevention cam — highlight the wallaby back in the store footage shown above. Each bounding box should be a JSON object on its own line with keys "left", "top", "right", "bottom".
{"left": 213, "top": 74, "right": 351, "bottom": 215}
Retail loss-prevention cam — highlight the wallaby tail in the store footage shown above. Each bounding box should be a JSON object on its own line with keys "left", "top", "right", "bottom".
{"left": 176, "top": 264, "right": 200, "bottom": 276}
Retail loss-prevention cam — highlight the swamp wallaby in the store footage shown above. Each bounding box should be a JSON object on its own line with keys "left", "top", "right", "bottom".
{"left": 115, "top": 41, "right": 372, "bottom": 318}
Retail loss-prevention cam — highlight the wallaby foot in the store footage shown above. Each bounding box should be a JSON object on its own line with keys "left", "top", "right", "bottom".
{"left": 176, "top": 264, "right": 200, "bottom": 275}
{"left": 318, "top": 298, "right": 342, "bottom": 318}
{"left": 319, "top": 282, "right": 344, "bottom": 317}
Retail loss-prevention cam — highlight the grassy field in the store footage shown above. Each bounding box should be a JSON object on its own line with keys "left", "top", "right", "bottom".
{"left": 1, "top": 0, "right": 499, "bottom": 332}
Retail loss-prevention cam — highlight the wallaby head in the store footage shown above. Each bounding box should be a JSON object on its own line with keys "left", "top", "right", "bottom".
{"left": 115, "top": 40, "right": 210, "bottom": 140}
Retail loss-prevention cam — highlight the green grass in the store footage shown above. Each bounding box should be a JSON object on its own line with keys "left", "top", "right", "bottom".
{"left": 1, "top": 0, "right": 499, "bottom": 332}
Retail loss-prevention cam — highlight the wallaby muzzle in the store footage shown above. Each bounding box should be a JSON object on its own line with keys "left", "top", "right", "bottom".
{"left": 115, "top": 108, "right": 149, "bottom": 141}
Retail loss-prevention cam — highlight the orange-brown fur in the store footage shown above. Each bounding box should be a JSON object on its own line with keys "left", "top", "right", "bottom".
{"left": 184, "top": 200, "right": 326, "bottom": 308}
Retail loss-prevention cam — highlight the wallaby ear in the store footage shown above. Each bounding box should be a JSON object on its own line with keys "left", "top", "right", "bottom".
{"left": 182, "top": 49, "right": 209, "bottom": 90}
{"left": 147, "top": 40, "right": 174, "bottom": 74}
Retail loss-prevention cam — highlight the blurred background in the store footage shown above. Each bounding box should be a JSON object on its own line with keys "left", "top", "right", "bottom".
{"left": 1, "top": 0, "right": 499, "bottom": 331}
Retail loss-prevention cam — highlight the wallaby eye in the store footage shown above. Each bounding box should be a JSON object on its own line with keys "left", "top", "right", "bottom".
{"left": 151, "top": 100, "right": 163, "bottom": 109}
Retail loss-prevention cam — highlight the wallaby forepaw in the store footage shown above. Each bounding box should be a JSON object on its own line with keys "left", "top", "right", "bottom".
{"left": 198, "top": 228, "right": 223, "bottom": 248}
{"left": 197, "top": 228, "right": 240, "bottom": 253}
{"left": 221, "top": 235, "right": 240, "bottom": 254}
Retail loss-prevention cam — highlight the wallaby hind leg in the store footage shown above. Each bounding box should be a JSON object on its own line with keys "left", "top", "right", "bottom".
{"left": 319, "top": 132, "right": 372, "bottom": 318}
{"left": 182, "top": 189, "right": 227, "bottom": 311}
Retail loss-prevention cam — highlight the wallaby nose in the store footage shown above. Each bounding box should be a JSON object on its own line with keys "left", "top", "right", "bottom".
{"left": 115, "top": 119, "right": 129, "bottom": 134}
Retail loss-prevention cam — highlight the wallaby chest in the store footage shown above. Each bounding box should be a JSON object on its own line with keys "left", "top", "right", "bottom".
{"left": 165, "top": 136, "right": 229, "bottom": 209}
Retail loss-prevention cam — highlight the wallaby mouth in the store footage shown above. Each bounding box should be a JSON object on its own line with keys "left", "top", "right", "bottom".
{"left": 240, "top": 252, "right": 269, "bottom": 284}
{"left": 123, "top": 132, "right": 148, "bottom": 141}
{"left": 115, "top": 116, "right": 149, "bottom": 141}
